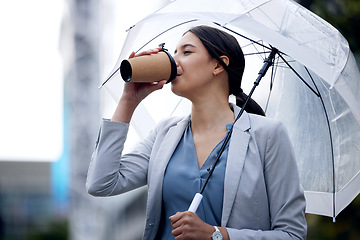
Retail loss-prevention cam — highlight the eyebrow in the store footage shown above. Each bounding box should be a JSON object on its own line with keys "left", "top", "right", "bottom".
{"left": 174, "top": 43, "right": 196, "bottom": 54}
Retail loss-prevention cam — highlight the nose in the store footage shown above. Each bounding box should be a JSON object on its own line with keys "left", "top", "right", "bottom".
{"left": 172, "top": 54, "right": 179, "bottom": 67}
{"left": 172, "top": 55, "right": 181, "bottom": 75}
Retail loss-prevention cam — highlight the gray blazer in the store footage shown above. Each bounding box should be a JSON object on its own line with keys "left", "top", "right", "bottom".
{"left": 87, "top": 104, "right": 307, "bottom": 239}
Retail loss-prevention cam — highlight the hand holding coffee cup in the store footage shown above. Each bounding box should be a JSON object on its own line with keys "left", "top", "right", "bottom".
{"left": 119, "top": 48, "right": 169, "bottom": 107}
{"left": 120, "top": 44, "right": 177, "bottom": 83}
{"left": 112, "top": 48, "right": 169, "bottom": 123}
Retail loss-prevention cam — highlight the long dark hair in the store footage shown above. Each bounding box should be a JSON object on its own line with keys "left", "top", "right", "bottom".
{"left": 188, "top": 25, "right": 265, "bottom": 116}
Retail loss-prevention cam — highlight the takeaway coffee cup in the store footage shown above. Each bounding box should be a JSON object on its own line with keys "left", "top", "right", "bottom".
{"left": 120, "top": 47, "right": 177, "bottom": 83}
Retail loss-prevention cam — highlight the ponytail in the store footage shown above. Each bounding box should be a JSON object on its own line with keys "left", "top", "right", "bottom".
{"left": 235, "top": 90, "right": 265, "bottom": 116}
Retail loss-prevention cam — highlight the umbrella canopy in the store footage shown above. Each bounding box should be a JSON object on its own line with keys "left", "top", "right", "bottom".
{"left": 101, "top": 0, "right": 360, "bottom": 219}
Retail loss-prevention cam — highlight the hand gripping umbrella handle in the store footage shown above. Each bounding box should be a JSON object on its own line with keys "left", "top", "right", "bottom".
{"left": 188, "top": 193, "right": 203, "bottom": 213}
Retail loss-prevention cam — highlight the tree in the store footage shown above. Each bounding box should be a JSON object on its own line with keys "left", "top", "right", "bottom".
{"left": 306, "top": 0, "right": 360, "bottom": 54}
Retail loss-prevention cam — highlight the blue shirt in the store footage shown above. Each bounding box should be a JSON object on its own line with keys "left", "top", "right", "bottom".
{"left": 157, "top": 120, "right": 233, "bottom": 239}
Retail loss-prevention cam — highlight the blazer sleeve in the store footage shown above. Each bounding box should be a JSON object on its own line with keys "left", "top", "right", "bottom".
{"left": 86, "top": 119, "right": 155, "bottom": 196}
{"left": 226, "top": 121, "right": 307, "bottom": 240}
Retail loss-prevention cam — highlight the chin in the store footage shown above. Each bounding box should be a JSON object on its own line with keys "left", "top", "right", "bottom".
{"left": 171, "top": 82, "right": 187, "bottom": 98}
{"left": 170, "top": 83, "right": 181, "bottom": 96}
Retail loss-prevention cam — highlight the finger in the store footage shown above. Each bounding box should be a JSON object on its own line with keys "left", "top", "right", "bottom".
{"left": 128, "top": 51, "right": 136, "bottom": 59}
{"left": 171, "top": 215, "right": 193, "bottom": 239}
{"left": 170, "top": 211, "right": 194, "bottom": 230}
{"left": 169, "top": 211, "right": 183, "bottom": 225}
{"left": 156, "top": 80, "right": 167, "bottom": 87}
{"left": 147, "top": 82, "right": 165, "bottom": 95}
{"left": 172, "top": 227, "right": 183, "bottom": 238}
{"left": 135, "top": 47, "right": 162, "bottom": 57}
{"left": 145, "top": 80, "right": 167, "bottom": 94}
{"left": 154, "top": 47, "right": 162, "bottom": 52}
{"left": 171, "top": 218, "right": 182, "bottom": 230}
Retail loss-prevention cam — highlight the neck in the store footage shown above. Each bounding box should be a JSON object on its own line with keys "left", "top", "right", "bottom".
{"left": 190, "top": 96, "right": 234, "bottom": 133}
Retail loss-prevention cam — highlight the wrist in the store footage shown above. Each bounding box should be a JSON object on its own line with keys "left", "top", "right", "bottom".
{"left": 211, "top": 226, "right": 222, "bottom": 240}
{"left": 211, "top": 227, "right": 229, "bottom": 240}
{"left": 111, "top": 97, "right": 139, "bottom": 123}
{"left": 219, "top": 227, "right": 229, "bottom": 240}
{"left": 119, "top": 95, "right": 141, "bottom": 109}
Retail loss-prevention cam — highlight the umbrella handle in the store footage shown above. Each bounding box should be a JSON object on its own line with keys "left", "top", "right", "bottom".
{"left": 188, "top": 193, "right": 203, "bottom": 213}
{"left": 187, "top": 49, "right": 278, "bottom": 215}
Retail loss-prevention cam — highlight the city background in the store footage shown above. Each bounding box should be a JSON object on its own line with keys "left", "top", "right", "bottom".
{"left": 0, "top": 0, "right": 359, "bottom": 239}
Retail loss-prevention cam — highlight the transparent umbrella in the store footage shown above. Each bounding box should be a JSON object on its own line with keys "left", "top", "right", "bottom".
{"left": 100, "top": 0, "right": 360, "bottom": 220}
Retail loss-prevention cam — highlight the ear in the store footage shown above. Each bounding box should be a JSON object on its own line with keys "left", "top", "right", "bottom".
{"left": 213, "top": 55, "right": 229, "bottom": 76}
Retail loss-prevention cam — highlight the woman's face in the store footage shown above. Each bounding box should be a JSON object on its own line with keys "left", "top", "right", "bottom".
{"left": 171, "top": 32, "right": 218, "bottom": 100}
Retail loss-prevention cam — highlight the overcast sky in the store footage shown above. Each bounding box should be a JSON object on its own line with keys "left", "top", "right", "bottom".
{"left": 0, "top": 0, "right": 171, "bottom": 161}
{"left": 0, "top": 0, "right": 64, "bottom": 161}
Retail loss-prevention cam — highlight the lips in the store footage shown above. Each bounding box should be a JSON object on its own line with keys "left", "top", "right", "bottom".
{"left": 176, "top": 67, "right": 182, "bottom": 77}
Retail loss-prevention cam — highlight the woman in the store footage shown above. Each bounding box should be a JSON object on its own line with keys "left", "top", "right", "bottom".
{"left": 87, "top": 25, "right": 307, "bottom": 239}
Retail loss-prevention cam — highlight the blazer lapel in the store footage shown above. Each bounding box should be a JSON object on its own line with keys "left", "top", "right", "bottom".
{"left": 221, "top": 106, "right": 251, "bottom": 226}
{"left": 151, "top": 116, "right": 190, "bottom": 181}
{"left": 146, "top": 116, "right": 190, "bottom": 240}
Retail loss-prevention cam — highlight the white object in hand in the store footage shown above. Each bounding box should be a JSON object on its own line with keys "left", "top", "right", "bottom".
{"left": 188, "top": 193, "right": 203, "bottom": 213}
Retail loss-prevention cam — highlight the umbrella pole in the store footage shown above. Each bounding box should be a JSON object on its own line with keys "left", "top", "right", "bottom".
{"left": 188, "top": 47, "right": 278, "bottom": 213}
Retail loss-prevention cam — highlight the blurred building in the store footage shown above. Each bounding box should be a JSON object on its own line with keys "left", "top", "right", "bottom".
{"left": 0, "top": 0, "right": 168, "bottom": 240}
{"left": 0, "top": 162, "right": 56, "bottom": 239}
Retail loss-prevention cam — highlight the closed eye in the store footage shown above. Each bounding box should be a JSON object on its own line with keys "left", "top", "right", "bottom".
{"left": 174, "top": 43, "right": 196, "bottom": 55}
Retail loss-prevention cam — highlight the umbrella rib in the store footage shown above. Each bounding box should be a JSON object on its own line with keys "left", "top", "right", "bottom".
{"left": 135, "top": 19, "right": 200, "bottom": 53}
{"left": 242, "top": 39, "right": 266, "bottom": 50}
{"left": 277, "top": 53, "right": 320, "bottom": 97}
{"left": 170, "top": 98, "right": 184, "bottom": 117}
{"left": 305, "top": 67, "right": 336, "bottom": 221}
{"left": 219, "top": 25, "right": 272, "bottom": 51}
{"left": 276, "top": 52, "right": 336, "bottom": 219}
{"left": 244, "top": 50, "right": 268, "bottom": 57}
{"left": 264, "top": 55, "right": 280, "bottom": 113}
